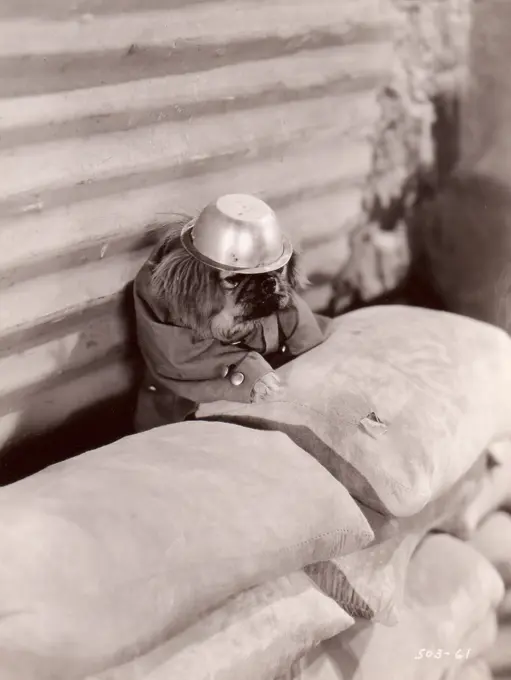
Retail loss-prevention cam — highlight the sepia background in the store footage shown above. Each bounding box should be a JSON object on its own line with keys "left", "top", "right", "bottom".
{"left": 0, "top": 0, "right": 478, "bottom": 470}
{"left": 3, "top": 0, "right": 511, "bottom": 676}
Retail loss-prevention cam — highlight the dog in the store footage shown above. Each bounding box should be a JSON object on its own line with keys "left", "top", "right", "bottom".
{"left": 133, "top": 214, "right": 329, "bottom": 432}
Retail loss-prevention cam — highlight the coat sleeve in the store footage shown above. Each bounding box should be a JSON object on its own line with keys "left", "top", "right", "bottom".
{"left": 150, "top": 349, "right": 274, "bottom": 404}
{"left": 134, "top": 276, "right": 276, "bottom": 403}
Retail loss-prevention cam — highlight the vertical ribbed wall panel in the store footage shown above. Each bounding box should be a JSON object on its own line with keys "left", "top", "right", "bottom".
{"left": 0, "top": 0, "right": 399, "bottom": 455}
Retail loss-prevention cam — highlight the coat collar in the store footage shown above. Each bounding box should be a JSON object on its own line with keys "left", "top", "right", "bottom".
{"left": 134, "top": 257, "right": 303, "bottom": 357}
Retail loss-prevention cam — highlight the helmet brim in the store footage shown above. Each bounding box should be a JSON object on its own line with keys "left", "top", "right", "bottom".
{"left": 180, "top": 221, "right": 293, "bottom": 274}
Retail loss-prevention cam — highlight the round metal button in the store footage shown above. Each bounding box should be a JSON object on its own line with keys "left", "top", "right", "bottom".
{"left": 148, "top": 385, "right": 157, "bottom": 392}
{"left": 230, "top": 371, "right": 245, "bottom": 386}
{"left": 281, "top": 344, "right": 287, "bottom": 353}
{"left": 221, "top": 365, "right": 230, "bottom": 378}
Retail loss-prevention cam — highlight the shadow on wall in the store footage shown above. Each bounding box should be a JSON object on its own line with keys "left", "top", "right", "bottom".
{"left": 0, "top": 284, "right": 141, "bottom": 485}
{"left": 410, "top": 171, "right": 511, "bottom": 334}
{"left": 411, "top": 0, "right": 511, "bottom": 336}
{"left": 374, "top": 90, "right": 511, "bottom": 338}
{"left": 404, "top": 89, "right": 463, "bottom": 307}
{"left": 329, "top": 85, "right": 463, "bottom": 317}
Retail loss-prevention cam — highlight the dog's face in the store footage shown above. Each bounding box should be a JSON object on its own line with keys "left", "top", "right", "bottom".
{"left": 150, "top": 223, "right": 306, "bottom": 342}
{"left": 210, "top": 264, "right": 300, "bottom": 342}
{"left": 221, "top": 267, "right": 293, "bottom": 316}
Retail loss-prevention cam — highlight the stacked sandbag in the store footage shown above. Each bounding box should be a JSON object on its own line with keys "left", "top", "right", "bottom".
{"left": 277, "top": 446, "right": 511, "bottom": 680}
{"left": 419, "top": 438, "right": 511, "bottom": 677}
{"left": 304, "top": 455, "right": 486, "bottom": 627}
{"left": 0, "top": 421, "right": 373, "bottom": 680}
{"left": 1, "top": 305, "right": 511, "bottom": 680}
{"left": 198, "top": 305, "right": 511, "bottom": 679}
{"left": 284, "top": 534, "right": 503, "bottom": 680}
{"left": 197, "top": 306, "right": 511, "bottom": 517}
{"left": 455, "top": 441, "right": 511, "bottom": 677}
{"left": 88, "top": 571, "right": 354, "bottom": 680}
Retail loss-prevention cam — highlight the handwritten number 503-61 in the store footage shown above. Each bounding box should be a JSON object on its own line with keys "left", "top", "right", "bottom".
{"left": 414, "top": 649, "right": 471, "bottom": 660}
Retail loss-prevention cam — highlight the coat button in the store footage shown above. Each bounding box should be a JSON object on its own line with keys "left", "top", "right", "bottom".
{"left": 281, "top": 344, "right": 287, "bottom": 353}
{"left": 148, "top": 385, "right": 156, "bottom": 392}
{"left": 221, "top": 365, "right": 230, "bottom": 378}
{"left": 230, "top": 371, "right": 245, "bottom": 386}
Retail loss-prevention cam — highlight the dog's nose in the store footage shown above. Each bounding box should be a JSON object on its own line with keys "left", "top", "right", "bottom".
{"left": 262, "top": 278, "right": 277, "bottom": 295}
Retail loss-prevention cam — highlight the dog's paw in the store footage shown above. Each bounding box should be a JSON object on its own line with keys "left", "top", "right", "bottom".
{"left": 250, "top": 372, "right": 282, "bottom": 404}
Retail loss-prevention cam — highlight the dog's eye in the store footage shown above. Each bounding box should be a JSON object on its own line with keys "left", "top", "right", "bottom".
{"left": 223, "top": 276, "right": 241, "bottom": 289}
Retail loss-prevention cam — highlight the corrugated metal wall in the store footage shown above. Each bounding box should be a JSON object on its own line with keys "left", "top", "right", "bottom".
{"left": 0, "top": 0, "right": 398, "bottom": 462}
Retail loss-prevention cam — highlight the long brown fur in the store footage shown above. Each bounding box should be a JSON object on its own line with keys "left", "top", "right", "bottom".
{"left": 150, "top": 218, "right": 306, "bottom": 341}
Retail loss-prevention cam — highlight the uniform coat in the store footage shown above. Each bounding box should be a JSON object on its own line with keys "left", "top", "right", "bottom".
{"left": 133, "top": 253, "right": 330, "bottom": 432}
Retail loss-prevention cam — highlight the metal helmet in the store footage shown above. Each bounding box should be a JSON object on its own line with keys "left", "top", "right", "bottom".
{"left": 180, "top": 194, "right": 293, "bottom": 274}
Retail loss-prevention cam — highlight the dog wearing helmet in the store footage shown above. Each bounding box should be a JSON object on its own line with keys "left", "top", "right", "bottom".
{"left": 133, "top": 194, "right": 330, "bottom": 432}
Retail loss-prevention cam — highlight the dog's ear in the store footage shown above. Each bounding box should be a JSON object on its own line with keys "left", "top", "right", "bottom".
{"left": 286, "top": 250, "right": 309, "bottom": 291}
{"left": 150, "top": 224, "right": 224, "bottom": 336}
